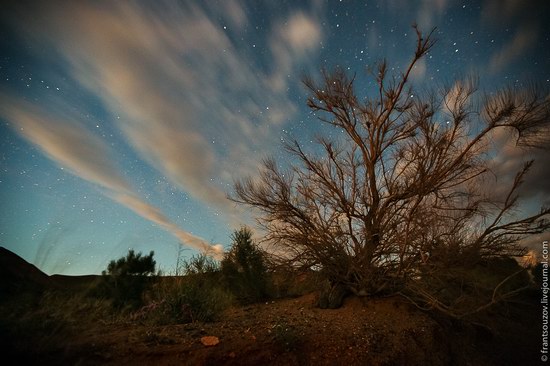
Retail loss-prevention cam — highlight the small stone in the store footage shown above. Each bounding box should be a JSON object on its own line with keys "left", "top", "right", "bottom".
{"left": 200, "top": 336, "right": 220, "bottom": 347}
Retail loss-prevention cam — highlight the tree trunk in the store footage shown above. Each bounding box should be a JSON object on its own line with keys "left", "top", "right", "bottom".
{"left": 318, "top": 281, "right": 348, "bottom": 309}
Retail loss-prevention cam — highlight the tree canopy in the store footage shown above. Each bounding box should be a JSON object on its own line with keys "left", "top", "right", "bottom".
{"left": 232, "top": 26, "right": 549, "bottom": 316}
{"left": 221, "top": 227, "right": 270, "bottom": 303}
{"left": 103, "top": 249, "right": 156, "bottom": 277}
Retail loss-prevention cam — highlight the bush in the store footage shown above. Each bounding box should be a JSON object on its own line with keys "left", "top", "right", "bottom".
{"left": 143, "top": 254, "right": 233, "bottom": 324}
{"left": 0, "top": 289, "right": 117, "bottom": 361}
{"left": 270, "top": 268, "right": 320, "bottom": 299}
{"left": 404, "top": 256, "right": 532, "bottom": 318}
{"left": 221, "top": 227, "right": 271, "bottom": 304}
{"left": 104, "top": 249, "right": 156, "bottom": 277}
{"left": 93, "top": 249, "right": 156, "bottom": 309}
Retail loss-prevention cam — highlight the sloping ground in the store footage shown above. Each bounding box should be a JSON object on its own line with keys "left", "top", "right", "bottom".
{"left": 0, "top": 247, "right": 539, "bottom": 365}
{"left": 0, "top": 247, "right": 100, "bottom": 293}
{"left": 3, "top": 294, "right": 447, "bottom": 366}
{"left": 0, "top": 246, "right": 56, "bottom": 295}
{"left": 2, "top": 291, "right": 539, "bottom": 366}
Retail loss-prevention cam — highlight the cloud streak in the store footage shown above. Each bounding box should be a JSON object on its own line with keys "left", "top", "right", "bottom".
{"left": 2, "top": 1, "right": 323, "bottom": 227}
{"left": 113, "top": 193, "right": 223, "bottom": 257}
{"left": 269, "top": 12, "right": 322, "bottom": 91}
{"left": 482, "top": 0, "right": 549, "bottom": 74}
{"left": 0, "top": 0, "right": 324, "bottom": 256}
{"left": 489, "top": 26, "right": 538, "bottom": 73}
{"left": 0, "top": 95, "right": 132, "bottom": 194}
{"left": 487, "top": 127, "right": 550, "bottom": 206}
{"left": 0, "top": 94, "right": 223, "bottom": 256}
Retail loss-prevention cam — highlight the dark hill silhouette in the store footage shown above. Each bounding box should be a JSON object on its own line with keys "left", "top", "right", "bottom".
{"left": 0, "top": 246, "right": 56, "bottom": 296}
{"left": 0, "top": 247, "right": 101, "bottom": 296}
{"left": 50, "top": 274, "right": 100, "bottom": 292}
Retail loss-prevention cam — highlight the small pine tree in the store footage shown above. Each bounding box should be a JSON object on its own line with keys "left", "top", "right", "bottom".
{"left": 103, "top": 249, "right": 156, "bottom": 277}
{"left": 98, "top": 249, "right": 156, "bottom": 309}
{"left": 221, "top": 227, "right": 270, "bottom": 303}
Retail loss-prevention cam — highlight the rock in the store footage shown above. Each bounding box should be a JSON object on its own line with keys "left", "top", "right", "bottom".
{"left": 200, "top": 336, "right": 220, "bottom": 347}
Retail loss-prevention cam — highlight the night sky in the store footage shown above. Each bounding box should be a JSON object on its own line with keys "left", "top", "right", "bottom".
{"left": 1, "top": 0, "right": 549, "bottom": 275}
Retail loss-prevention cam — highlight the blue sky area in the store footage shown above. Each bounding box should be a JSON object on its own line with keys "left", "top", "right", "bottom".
{"left": 1, "top": 0, "right": 549, "bottom": 274}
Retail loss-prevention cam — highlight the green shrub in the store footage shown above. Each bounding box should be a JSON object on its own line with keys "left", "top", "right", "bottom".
{"left": 221, "top": 227, "right": 271, "bottom": 304}
{"left": 143, "top": 254, "right": 233, "bottom": 324}
{"left": 104, "top": 249, "right": 156, "bottom": 277}
{"left": 36, "top": 291, "right": 120, "bottom": 328}
{"left": 406, "top": 256, "right": 532, "bottom": 318}
{"left": 270, "top": 268, "right": 320, "bottom": 299}
{"left": 93, "top": 249, "right": 156, "bottom": 309}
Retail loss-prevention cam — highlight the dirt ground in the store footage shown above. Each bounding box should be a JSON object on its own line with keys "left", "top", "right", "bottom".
{"left": 0, "top": 246, "right": 540, "bottom": 366}
{"left": 2, "top": 291, "right": 539, "bottom": 366}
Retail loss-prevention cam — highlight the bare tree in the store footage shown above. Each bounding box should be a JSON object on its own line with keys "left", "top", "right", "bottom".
{"left": 232, "top": 26, "right": 550, "bottom": 314}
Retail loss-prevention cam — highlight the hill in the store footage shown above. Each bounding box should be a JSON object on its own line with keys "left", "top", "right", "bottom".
{"left": 0, "top": 246, "right": 56, "bottom": 295}
{"left": 0, "top": 246, "right": 102, "bottom": 296}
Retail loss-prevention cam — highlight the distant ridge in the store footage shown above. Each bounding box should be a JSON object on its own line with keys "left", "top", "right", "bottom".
{"left": 0, "top": 246, "right": 55, "bottom": 295}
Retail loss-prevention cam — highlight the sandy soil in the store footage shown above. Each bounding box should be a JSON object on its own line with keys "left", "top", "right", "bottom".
{"left": 0, "top": 246, "right": 540, "bottom": 366}
{"left": 3, "top": 291, "right": 538, "bottom": 366}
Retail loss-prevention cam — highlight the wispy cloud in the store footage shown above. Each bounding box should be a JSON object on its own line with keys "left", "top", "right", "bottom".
{"left": 410, "top": 58, "right": 427, "bottom": 81}
{"left": 481, "top": 0, "right": 549, "bottom": 74}
{"left": 23, "top": 2, "right": 320, "bottom": 216}
{"left": 269, "top": 12, "right": 322, "bottom": 91}
{"left": 0, "top": 96, "right": 131, "bottom": 195}
{"left": 487, "top": 127, "right": 550, "bottom": 206}
{"left": 0, "top": 94, "right": 222, "bottom": 256}
{"left": 486, "top": 127, "right": 550, "bottom": 256}
{"left": 417, "top": 0, "right": 449, "bottom": 30}
{"left": 0, "top": 0, "right": 324, "bottom": 249}
{"left": 482, "top": 0, "right": 532, "bottom": 23}
{"left": 443, "top": 78, "right": 476, "bottom": 114}
{"left": 489, "top": 26, "right": 538, "bottom": 73}
{"left": 113, "top": 193, "right": 223, "bottom": 257}
{"left": 215, "top": 0, "right": 248, "bottom": 30}
{"left": 384, "top": 0, "right": 449, "bottom": 30}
